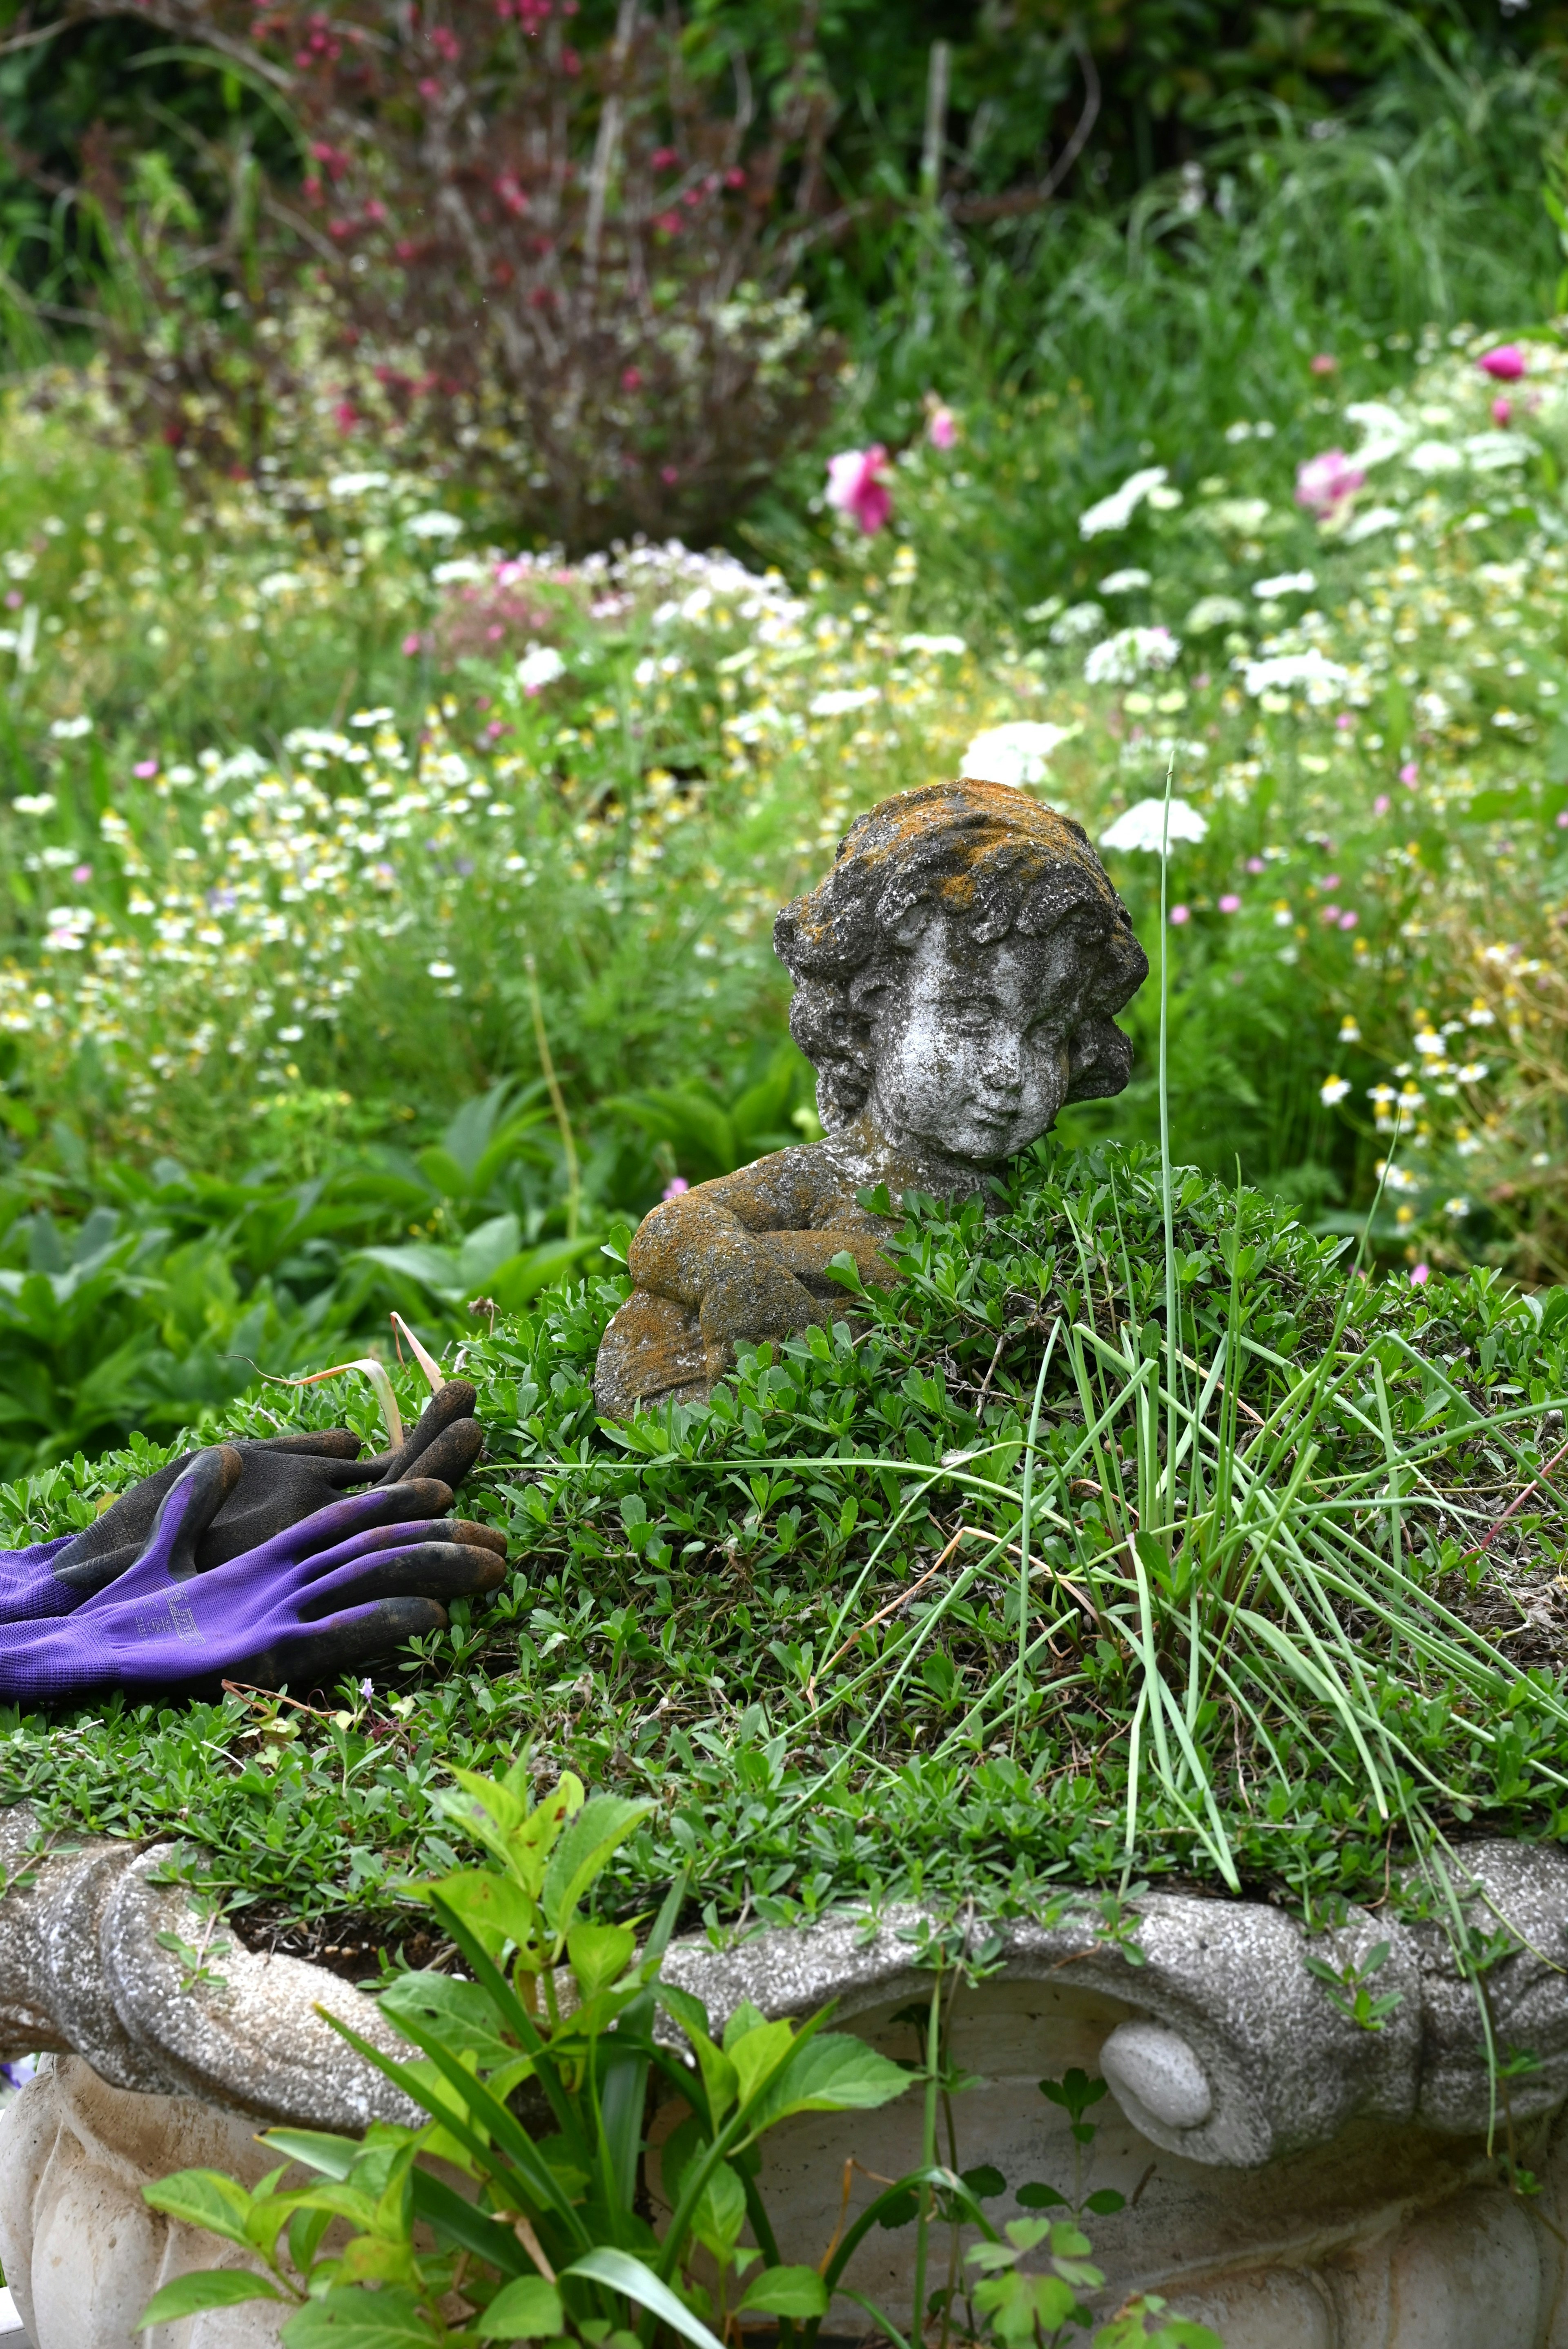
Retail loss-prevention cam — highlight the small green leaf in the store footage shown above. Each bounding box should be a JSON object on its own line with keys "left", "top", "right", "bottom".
{"left": 567, "top": 1919, "right": 637, "bottom": 2000}
{"left": 563, "top": 2247, "right": 726, "bottom": 2349}
{"left": 1083, "top": 2187, "right": 1126, "bottom": 2216}
{"left": 281, "top": 2284, "right": 440, "bottom": 2347}
{"left": 1015, "top": 2182, "right": 1068, "bottom": 2211}
{"left": 474, "top": 2275, "right": 565, "bottom": 2338}
{"left": 736, "top": 2267, "right": 831, "bottom": 2320}
{"left": 137, "top": 2270, "right": 288, "bottom": 2327}
{"left": 261, "top": 2130, "right": 361, "bottom": 2183}
{"left": 540, "top": 1794, "right": 653, "bottom": 1940}
{"left": 961, "top": 2164, "right": 1006, "bottom": 2200}
{"left": 141, "top": 2169, "right": 258, "bottom": 2249}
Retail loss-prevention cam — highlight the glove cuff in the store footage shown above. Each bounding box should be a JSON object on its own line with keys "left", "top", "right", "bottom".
{"left": 0, "top": 1616, "right": 115, "bottom": 1706}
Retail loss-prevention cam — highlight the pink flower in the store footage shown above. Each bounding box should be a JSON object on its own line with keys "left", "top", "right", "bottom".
{"left": 1295, "top": 448, "right": 1365, "bottom": 518}
{"left": 1321, "top": 903, "right": 1342, "bottom": 924}
{"left": 1245, "top": 856, "right": 1265, "bottom": 874}
{"left": 1557, "top": 811, "right": 1568, "bottom": 830}
{"left": 1410, "top": 1262, "right": 1430, "bottom": 1286}
{"left": 1374, "top": 793, "right": 1391, "bottom": 814}
{"left": 1335, "top": 712, "right": 1355, "bottom": 731}
{"left": 401, "top": 632, "right": 423, "bottom": 656}
{"left": 826, "top": 445, "right": 893, "bottom": 536}
{"left": 1310, "top": 353, "right": 1338, "bottom": 376}
{"left": 1321, "top": 873, "right": 1339, "bottom": 891}
{"left": 1339, "top": 909, "right": 1359, "bottom": 930}
{"left": 1492, "top": 396, "right": 1512, "bottom": 427}
{"left": 661, "top": 465, "right": 679, "bottom": 485}
{"left": 1479, "top": 344, "right": 1526, "bottom": 381}
{"left": 134, "top": 758, "right": 158, "bottom": 779}
{"left": 71, "top": 863, "right": 92, "bottom": 883}
{"left": 927, "top": 404, "right": 956, "bottom": 450}
{"left": 1218, "top": 892, "right": 1241, "bottom": 913}
{"left": 662, "top": 1175, "right": 689, "bottom": 1199}
{"left": 621, "top": 366, "right": 643, "bottom": 392}
{"left": 1169, "top": 904, "right": 1190, "bottom": 925}
{"left": 1399, "top": 761, "right": 1419, "bottom": 787}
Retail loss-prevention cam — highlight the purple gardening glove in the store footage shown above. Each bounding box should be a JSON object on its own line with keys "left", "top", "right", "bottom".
{"left": 0, "top": 1382, "right": 486, "bottom": 1622}
{"left": 0, "top": 1447, "right": 508, "bottom": 1705}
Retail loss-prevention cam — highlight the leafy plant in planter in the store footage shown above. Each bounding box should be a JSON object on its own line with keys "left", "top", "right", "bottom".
{"left": 137, "top": 1769, "right": 1218, "bottom": 2347}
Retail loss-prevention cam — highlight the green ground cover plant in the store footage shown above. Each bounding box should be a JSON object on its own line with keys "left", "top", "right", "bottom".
{"left": 4, "top": 1141, "right": 1566, "bottom": 1947}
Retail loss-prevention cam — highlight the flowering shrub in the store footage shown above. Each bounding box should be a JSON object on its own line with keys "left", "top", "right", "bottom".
{"left": 65, "top": 0, "right": 841, "bottom": 546}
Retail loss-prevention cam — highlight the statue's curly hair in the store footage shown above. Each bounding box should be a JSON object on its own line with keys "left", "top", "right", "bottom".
{"left": 773, "top": 779, "right": 1149, "bottom": 1131}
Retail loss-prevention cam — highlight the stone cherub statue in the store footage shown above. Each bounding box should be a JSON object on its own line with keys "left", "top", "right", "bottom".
{"left": 593, "top": 779, "right": 1149, "bottom": 1417}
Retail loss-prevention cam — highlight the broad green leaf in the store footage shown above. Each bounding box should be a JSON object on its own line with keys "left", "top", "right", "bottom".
{"left": 727, "top": 2015, "right": 797, "bottom": 2107}
{"left": 567, "top": 1919, "right": 636, "bottom": 2001}
{"left": 736, "top": 2266, "right": 830, "bottom": 2320}
{"left": 136, "top": 2270, "right": 287, "bottom": 2327}
{"left": 720, "top": 1997, "right": 769, "bottom": 2054}
{"left": 690, "top": 2156, "right": 748, "bottom": 2263}
{"left": 562, "top": 2247, "right": 725, "bottom": 2349}
{"left": 377, "top": 1972, "right": 515, "bottom": 2068}
{"left": 742, "top": 2030, "right": 911, "bottom": 2132}
{"left": 141, "top": 2169, "right": 258, "bottom": 2249}
{"left": 540, "top": 1794, "right": 653, "bottom": 1939}
{"left": 418, "top": 1869, "right": 537, "bottom": 1960}
{"left": 655, "top": 1981, "right": 713, "bottom": 2045}
{"left": 475, "top": 2275, "right": 565, "bottom": 2338}
{"left": 281, "top": 2284, "right": 441, "bottom": 2347}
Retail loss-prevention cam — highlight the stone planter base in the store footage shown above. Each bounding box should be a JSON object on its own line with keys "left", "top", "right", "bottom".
{"left": 4, "top": 1810, "right": 1568, "bottom": 2346}
{"left": 0, "top": 2057, "right": 285, "bottom": 2349}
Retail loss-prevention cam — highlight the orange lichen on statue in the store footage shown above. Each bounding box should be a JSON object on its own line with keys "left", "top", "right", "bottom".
{"left": 593, "top": 779, "right": 1148, "bottom": 1417}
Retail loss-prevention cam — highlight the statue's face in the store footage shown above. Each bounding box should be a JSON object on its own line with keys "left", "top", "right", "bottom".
{"left": 865, "top": 914, "right": 1080, "bottom": 1168}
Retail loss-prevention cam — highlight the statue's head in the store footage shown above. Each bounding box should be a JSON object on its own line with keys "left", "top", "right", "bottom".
{"left": 773, "top": 780, "right": 1149, "bottom": 1169}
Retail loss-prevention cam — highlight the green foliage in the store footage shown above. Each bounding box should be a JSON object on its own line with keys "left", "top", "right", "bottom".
{"left": 4, "top": 1143, "right": 1568, "bottom": 1948}
{"left": 142, "top": 1770, "right": 1223, "bottom": 2349}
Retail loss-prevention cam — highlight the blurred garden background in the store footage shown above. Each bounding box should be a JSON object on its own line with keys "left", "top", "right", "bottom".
{"left": 2, "top": 0, "right": 1567, "bottom": 1478}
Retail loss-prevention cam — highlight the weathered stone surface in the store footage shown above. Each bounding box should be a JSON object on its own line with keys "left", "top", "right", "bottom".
{"left": 594, "top": 779, "right": 1148, "bottom": 1415}
{"left": 0, "top": 1805, "right": 415, "bottom": 2130}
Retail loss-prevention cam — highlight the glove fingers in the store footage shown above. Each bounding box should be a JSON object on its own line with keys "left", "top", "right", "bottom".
{"left": 359, "top": 1380, "right": 478, "bottom": 1482}
{"left": 51, "top": 1454, "right": 196, "bottom": 1595}
{"left": 244, "top": 1430, "right": 364, "bottom": 1460}
{"left": 298, "top": 1540, "right": 506, "bottom": 1622}
{"left": 389, "top": 1417, "right": 482, "bottom": 1495}
{"left": 238, "top": 1598, "right": 448, "bottom": 1694}
{"left": 287, "top": 1518, "right": 510, "bottom": 1578}
{"left": 152, "top": 1447, "right": 246, "bottom": 1582}
{"left": 260, "top": 1479, "right": 457, "bottom": 1566}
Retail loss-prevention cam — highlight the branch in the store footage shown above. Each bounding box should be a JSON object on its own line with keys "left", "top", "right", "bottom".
{"left": 948, "top": 34, "right": 1100, "bottom": 223}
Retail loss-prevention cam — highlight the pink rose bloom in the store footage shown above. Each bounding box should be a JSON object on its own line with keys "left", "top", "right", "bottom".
{"left": 1492, "top": 396, "right": 1512, "bottom": 427}
{"left": 1479, "top": 344, "right": 1526, "bottom": 381}
{"left": 826, "top": 445, "right": 893, "bottom": 535}
{"left": 927, "top": 404, "right": 956, "bottom": 450}
{"left": 1295, "top": 448, "right": 1365, "bottom": 517}
{"left": 1218, "top": 892, "right": 1241, "bottom": 913}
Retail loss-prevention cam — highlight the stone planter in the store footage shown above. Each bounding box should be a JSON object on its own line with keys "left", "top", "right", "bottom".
{"left": 1, "top": 1803, "right": 1567, "bottom": 2347}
